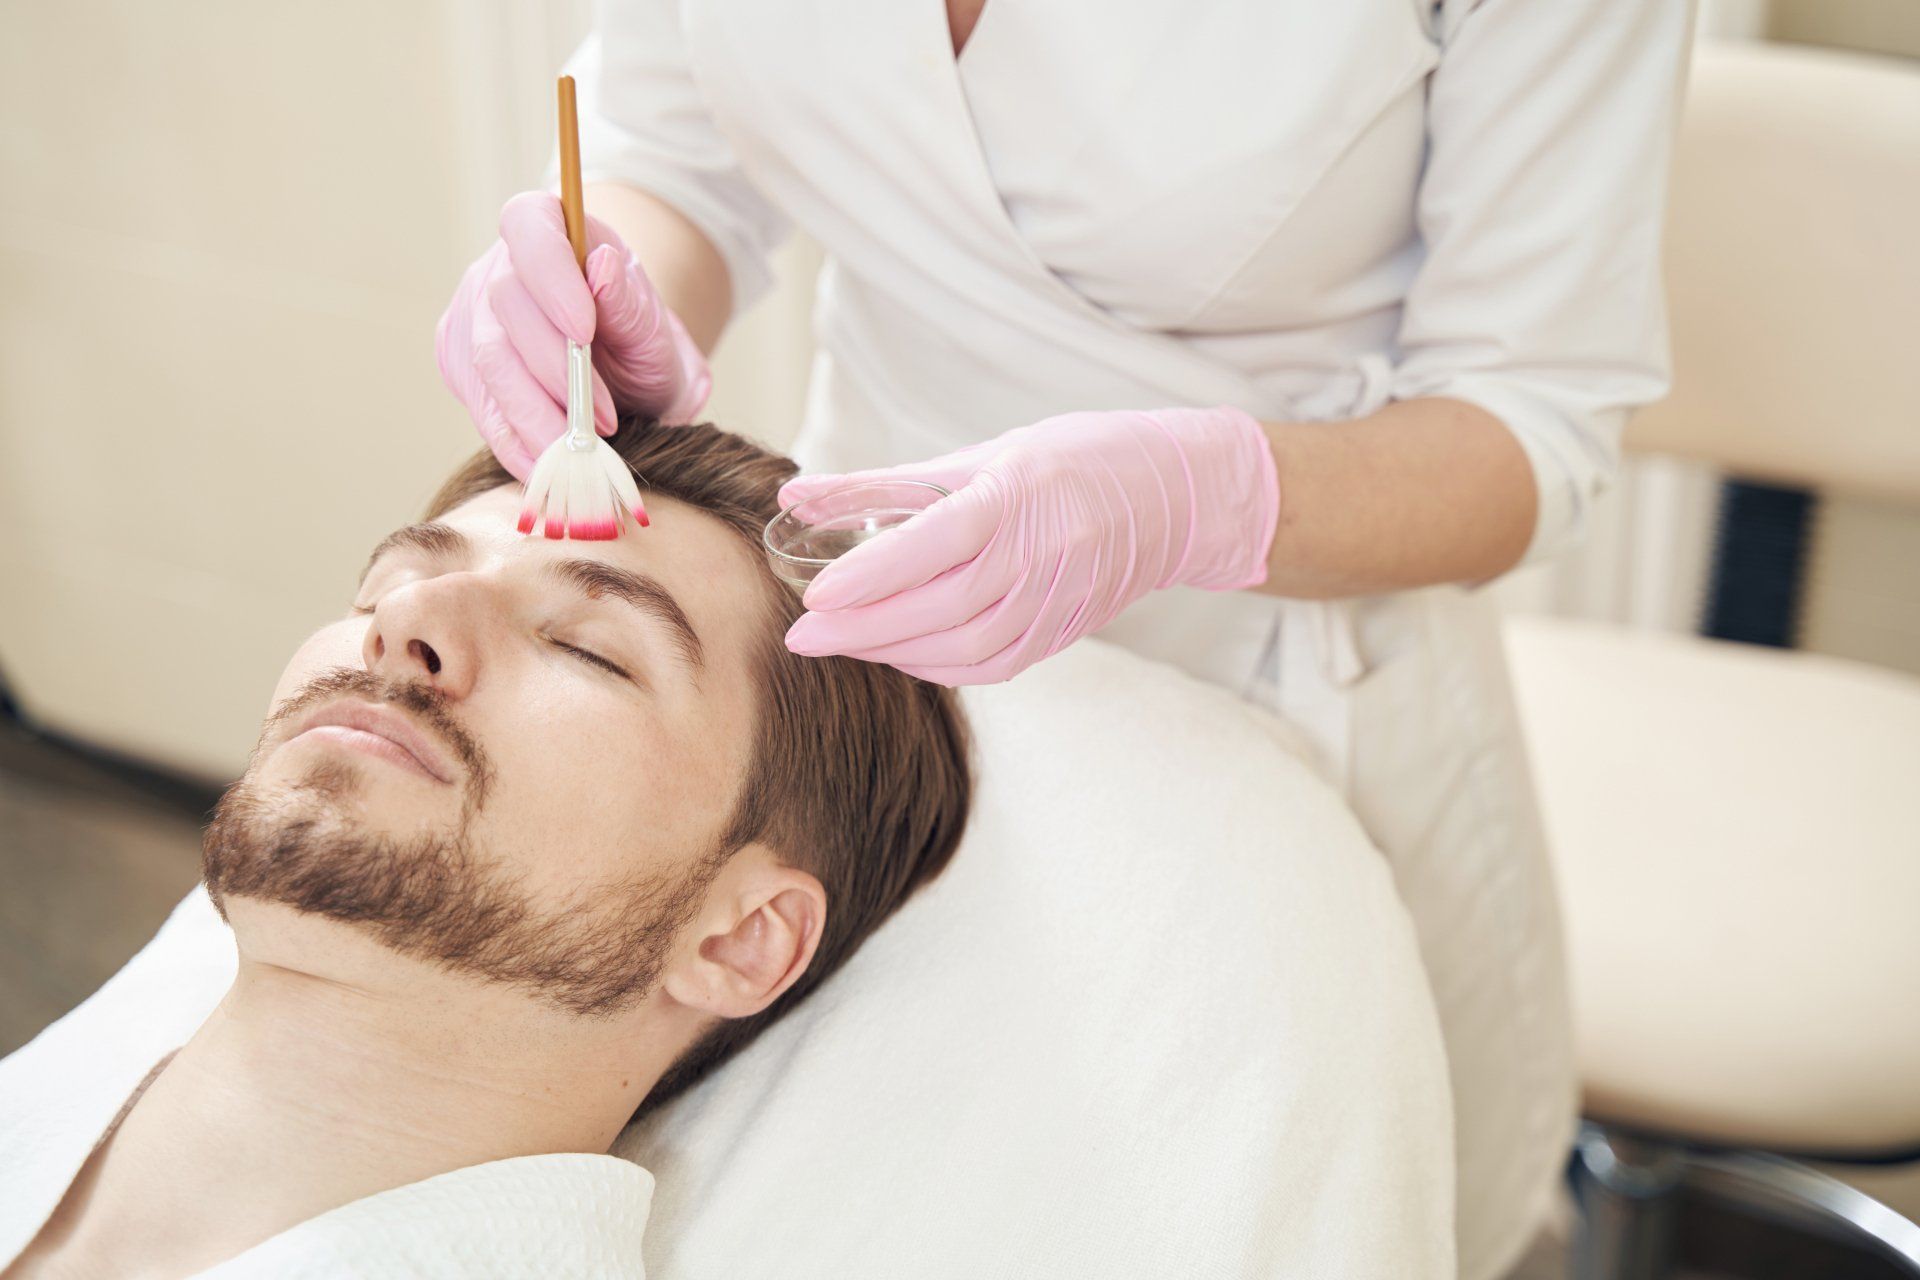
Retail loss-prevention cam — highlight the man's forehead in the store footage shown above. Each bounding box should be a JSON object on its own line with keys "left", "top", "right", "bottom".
{"left": 386, "top": 484, "right": 770, "bottom": 665}
{"left": 437, "top": 485, "right": 747, "bottom": 580}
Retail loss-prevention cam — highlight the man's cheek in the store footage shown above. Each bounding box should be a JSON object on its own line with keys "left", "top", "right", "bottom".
{"left": 649, "top": 752, "right": 709, "bottom": 821}
{"left": 485, "top": 753, "right": 692, "bottom": 879}
{"left": 266, "top": 625, "right": 363, "bottom": 712}
{"left": 476, "top": 796, "right": 631, "bottom": 904}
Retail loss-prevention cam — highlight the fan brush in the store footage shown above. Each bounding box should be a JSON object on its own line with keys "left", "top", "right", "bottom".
{"left": 517, "top": 74, "right": 649, "bottom": 540}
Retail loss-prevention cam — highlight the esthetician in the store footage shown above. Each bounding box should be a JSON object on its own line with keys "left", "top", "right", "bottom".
{"left": 434, "top": 3, "right": 1690, "bottom": 1276}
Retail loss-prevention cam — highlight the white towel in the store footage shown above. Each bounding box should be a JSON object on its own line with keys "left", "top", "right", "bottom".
{"left": 0, "top": 638, "right": 1454, "bottom": 1277}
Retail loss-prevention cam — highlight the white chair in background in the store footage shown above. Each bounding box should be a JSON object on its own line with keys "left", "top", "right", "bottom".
{"left": 1502, "top": 41, "right": 1920, "bottom": 1279}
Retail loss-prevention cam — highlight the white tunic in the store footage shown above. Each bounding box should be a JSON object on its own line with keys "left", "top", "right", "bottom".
{"left": 568, "top": 3, "right": 1688, "bottom": 1276}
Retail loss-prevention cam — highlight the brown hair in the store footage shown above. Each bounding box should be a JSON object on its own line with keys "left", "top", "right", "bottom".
{"left": 425, "top": 420, "right": 973, "bottom": 1118}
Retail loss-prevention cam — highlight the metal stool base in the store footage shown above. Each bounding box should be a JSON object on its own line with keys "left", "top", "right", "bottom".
{"left": 1570, "top": 1121, "right": 1920, "bottom": 1280}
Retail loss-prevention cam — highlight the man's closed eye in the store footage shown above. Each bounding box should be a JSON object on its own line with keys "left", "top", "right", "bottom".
{"left": 548, "top": 638, "right": 632, "bottom": 681}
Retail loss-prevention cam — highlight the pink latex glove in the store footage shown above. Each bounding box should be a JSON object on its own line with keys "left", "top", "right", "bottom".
{"left": 779, "top": 408, "right": 1281, "bottom": 686}
{"left": 436, "top": 191, "right": 711, "bottom": 479}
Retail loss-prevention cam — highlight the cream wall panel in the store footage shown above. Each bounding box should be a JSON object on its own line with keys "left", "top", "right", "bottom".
{"left": 0, "top": 2, "right": 482, "bottom": 780}
{"left": 0, "top": 3, "right": 471, "bottom": 297}
{"left": 0, "top": 231, "right": 475, "bottom": 779}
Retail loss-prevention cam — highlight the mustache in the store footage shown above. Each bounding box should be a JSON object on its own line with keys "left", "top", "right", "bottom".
{"left": 259, "top": 667, "right": 496, "bottom": 812}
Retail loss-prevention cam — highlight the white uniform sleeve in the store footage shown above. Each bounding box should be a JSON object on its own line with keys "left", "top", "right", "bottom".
{"left": 1390, "top": 0, "right": 1692, "bottom": 564}
{"left": 563, "top": 0, "right": 791, "bottom": 313}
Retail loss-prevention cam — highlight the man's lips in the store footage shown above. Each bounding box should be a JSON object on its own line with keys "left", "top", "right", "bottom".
{"left": 287, "top": 699, "right": 456, "bottom": 784}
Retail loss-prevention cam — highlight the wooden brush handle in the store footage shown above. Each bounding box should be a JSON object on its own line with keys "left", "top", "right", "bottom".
{"left": 557, "top": 75, "right": 588, "bottom": 272}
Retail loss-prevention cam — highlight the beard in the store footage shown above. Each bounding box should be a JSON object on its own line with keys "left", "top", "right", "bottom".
{"left": 202, "top": 666, "right": 729, "bottom": 1016}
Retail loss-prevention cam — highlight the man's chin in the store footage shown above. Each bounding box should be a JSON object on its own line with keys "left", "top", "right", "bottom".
{"left": 199, "top": 765, "right": 461, "bottom": 924}
{"left": 199, "top": 751, "right": 705, "bottom": 1016}
{"left": 215, "top": 894, "right": 405, "bottom": 971}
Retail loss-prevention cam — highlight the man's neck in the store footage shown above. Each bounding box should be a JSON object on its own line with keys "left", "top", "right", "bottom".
{"left": 22, "top": 927, "right": 681, "bottom": 1280}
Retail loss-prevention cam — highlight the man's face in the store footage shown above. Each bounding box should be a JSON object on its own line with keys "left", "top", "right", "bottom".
{"left": 204, "top": 483, "right": 773, "bottom": 1014}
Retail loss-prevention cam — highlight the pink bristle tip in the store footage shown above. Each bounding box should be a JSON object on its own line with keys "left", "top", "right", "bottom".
{"left": 574, "top": 518, "right": 619, "bottom": 540}
{"left": 543, "top": 519, "right": 565, "bottom": 540}
{"left": 516, "top": 511, "right": 536, "bottom": 534}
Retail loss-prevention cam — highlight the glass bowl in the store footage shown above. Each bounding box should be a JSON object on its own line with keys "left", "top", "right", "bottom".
{"left": 763, "top": 479, "right": 951, "bottom": 590}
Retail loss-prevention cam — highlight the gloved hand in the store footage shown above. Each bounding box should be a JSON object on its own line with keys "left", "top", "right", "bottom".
{"left": 436, "top": 191, "right": 711, "bottom": 479}
{"left": 779, "top": 407, "right": 1281, "bottom": 685}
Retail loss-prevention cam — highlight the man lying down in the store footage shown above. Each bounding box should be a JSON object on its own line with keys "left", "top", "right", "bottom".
{"left": 0, "top": 421, "right": 974, "bottom": 1279}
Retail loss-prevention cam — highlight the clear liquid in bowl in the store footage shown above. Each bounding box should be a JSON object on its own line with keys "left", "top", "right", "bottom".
{"left": 780, "top": 508, "right": 926, "bottom": 561}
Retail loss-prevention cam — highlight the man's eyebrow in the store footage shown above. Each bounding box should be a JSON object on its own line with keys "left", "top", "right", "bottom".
{"left": 544, "top": 559, "right": 707, "bottom": 676}
{"left": 360, "top": 522, "right": 471, "bottom": 585}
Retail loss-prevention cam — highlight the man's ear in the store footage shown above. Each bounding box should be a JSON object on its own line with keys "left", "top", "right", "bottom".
{"left": 661, "top": 848, "right": 826, "bottom": 1020}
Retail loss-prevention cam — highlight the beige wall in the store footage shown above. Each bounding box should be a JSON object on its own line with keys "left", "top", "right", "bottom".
{"left": 1, "top": 3, "right": 475, "bottom": 781}
{"left": 0, "top": 2, "right": 818, "bottom": 781}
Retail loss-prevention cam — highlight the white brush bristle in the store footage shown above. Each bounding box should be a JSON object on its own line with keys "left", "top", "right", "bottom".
{"left": 516, "top": 434, "right": 648, "bottom": 539}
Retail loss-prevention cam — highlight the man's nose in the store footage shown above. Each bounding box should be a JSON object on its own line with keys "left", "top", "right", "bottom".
{"left": 360, "top": 576, "right": 484, "bottom": 698}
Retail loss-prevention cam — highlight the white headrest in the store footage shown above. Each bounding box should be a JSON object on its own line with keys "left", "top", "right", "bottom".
{"left": 618, "top": 639, "right": 1453, "bottom": 1276}
{"left": 9, "top": 640, "right": 1452, "bottom": 1275}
